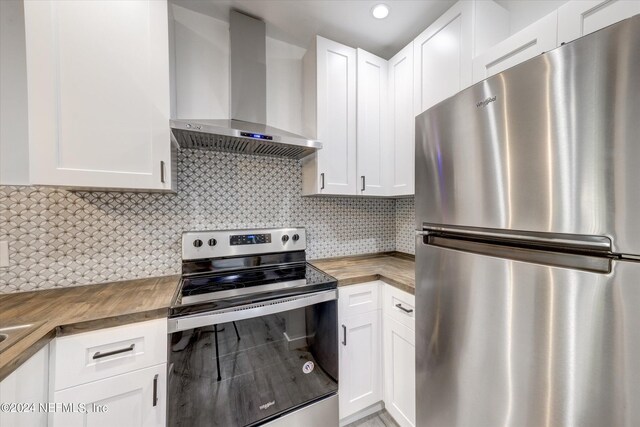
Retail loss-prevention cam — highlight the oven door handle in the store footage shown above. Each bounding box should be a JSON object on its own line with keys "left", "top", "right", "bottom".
{"left": 168, "top": 289, "right": 337, "bottom": 333}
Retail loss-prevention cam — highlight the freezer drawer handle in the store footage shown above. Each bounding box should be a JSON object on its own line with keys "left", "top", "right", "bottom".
{"left": 92, "top": 343, "right": 135, "bottom": 359}
{"left": 395, "top": 303, "right": 414, "bottom": 314}
{"left": 342, "top": 324, "right": 347, "bottom": 346}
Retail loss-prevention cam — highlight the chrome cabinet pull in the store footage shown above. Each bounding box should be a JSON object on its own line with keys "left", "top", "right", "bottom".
{"left": 160, "top": 161, "right": 166, "bottom": 183}
{"left": 342, "top": 324, "right": 347, "bottom": 346}
{"left": 92, "top": 343, "right": 135, "bottom": 359}
{"left": 320, "top": 173, "right": 325, "bottom": 190}
{"left": 395, "top": 303, "right": 414, "bottom": 314}
{"left": 152, "top": 374, "right": 159, "bottom": 407}
{"left": 361, "top": 176, "right": 365, "bottom": 191}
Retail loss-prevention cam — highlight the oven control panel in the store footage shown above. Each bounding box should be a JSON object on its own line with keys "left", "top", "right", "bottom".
{"left": 182, "top": 228, "right": 306, "bottom": 260}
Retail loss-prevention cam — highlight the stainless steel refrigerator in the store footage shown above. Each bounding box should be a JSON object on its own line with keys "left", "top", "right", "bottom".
{"left": 415, "top": 15, "right": 640, "bottom": 427}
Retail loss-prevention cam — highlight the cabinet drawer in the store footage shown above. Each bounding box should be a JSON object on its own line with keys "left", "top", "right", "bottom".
{"left": 51, "top": 319, "right": 167, "bottom": 391}
{"left": 339, "top": 281, "right": 381, "bottom": 316}
{"left": 382, "top": 284, "right": 415, "bottom": 330}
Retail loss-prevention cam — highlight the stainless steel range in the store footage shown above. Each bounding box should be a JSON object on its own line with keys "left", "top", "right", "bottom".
{"left": 168, "top": 228, "right": 338, "bottom": 427}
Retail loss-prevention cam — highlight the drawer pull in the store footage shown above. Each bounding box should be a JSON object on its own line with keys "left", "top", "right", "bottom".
{"left": 153, "top": 374, "right": 159, "bottom": 407}
{"left": 395, "top": 303, "right": 414, "bottom": 314}
{"left": 92, "top": 343, "right": 135, "bottom": 360}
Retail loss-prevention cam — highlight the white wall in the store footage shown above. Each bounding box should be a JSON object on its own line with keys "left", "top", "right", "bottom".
{"left": 0, "top": 0, "right": 30, "bottom": 185}
{"left": 497, "top": 0, "right": 569, "bottom": 35}
{"left": 266, "top": 38, "right": 305, "bottom": 135}
{"left": 170, "top": 3, "right": 306, "bottom": 135}
{"left": 171, "top": 4, "right": 230, "bottom": 120}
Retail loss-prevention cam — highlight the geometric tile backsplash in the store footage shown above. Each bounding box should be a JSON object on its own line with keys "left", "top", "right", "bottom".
{"left": 395, "top": 197, "right": 415, "bottom": 255}
{"left": 0, "top": 148, "right": 414, "bottom": 293}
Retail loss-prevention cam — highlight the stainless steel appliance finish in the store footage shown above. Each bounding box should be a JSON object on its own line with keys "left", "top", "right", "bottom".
{"left": 263, "top": 393, "right": 338, "bottom": 427}
{"left": 170, "top": 11, "right": 321, "bottom": 159}
{"left": 415, "top": 14, "right": 640, "bottom": 256}
{"left": 415, "top": 16, "right": 640, "bottom": 427}
{"left": 170, "top": 119, "right": 322, "bottom": 160}
{"left": 182, "top": 227, "right": 307, "bottom": 260}
{"left": 416, "top": 239, "right": 640, "bottom": 427}
{"left": 169, "top": 227, "right": 338, "bottom": 427}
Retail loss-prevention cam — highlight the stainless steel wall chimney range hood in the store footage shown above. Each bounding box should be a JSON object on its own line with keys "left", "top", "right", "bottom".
{"left": 171, "top": 11, "right": 321, "bottom": 160}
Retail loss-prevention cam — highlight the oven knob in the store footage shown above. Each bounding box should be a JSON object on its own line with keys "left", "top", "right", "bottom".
{"left": 208, "top": 238, "right": 217, "bottom": 247}
{"left": 282, "top": 235, "right": 289, "bottom": 243}
{"left": 292, "top": 234, "right": 300, "bottom": 242}
{"left": 193, "top": 239, "right": 203, "bottom": 248}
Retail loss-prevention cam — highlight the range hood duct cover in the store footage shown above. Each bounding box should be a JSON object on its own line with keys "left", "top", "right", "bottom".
{"left": 171, "top": 10, "right": 321, "bottom": 159}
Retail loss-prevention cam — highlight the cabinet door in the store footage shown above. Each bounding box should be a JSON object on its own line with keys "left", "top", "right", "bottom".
{"left": 52, "top": 364, "right": 166, "bottom": 427}
{"left": 0, "top": 345, "right": 49, "bottom": 427}
{"left": 558, "top": 0, "right": 640, "bottom": 45}
{"left": 316, "top": 36, "right": 357, "bottom": 195}
{"left": 383, "top": 316, "right": 416, "bottom": 427}
{"left": 388, "top": 42, "right": 414, "bottom": 196}
{"left": 356, "top": 49, "right": 388, "bottom": 196}
{"left": 23, "top": 0, "right": 173, "bottom": 191}
{"left": 472, "top": 11, "right": 558, "bottom": 84}
{"left": 414, "top": 1, "right": 473, "bottom": 116}
{"left": 339, "top": 311, "right": 382, "bottom": 419}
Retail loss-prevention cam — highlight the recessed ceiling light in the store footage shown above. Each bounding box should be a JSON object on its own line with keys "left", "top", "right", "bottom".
{"left": 371, "top": 4, "right": 390, "bottom": 19}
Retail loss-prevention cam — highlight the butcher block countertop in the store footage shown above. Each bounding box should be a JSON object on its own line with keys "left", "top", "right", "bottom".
{"left": 310, "top": 252, "right": 415, "bottom": 295}
{"left": 0, "top": 275, "right": 180, "bottom": 381}
{"left": 0, "top": 252, "right": 415, "bottom": 381}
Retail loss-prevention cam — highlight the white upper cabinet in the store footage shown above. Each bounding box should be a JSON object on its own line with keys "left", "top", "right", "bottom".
{"left": 387, "top": 42, "right": 414, "bottom": 197}
{"left": 302, "top": 36, "right": 358, "bottom": 196}
{"left": 472, "top": 11, "right": 558, "bottom": 84}
{"left": 413, "top": 0, "right": 509, "bottom": 116}
{"left": 356, "top": 49, "right": 388, "bottom": 196}
{"left": 23, "top": 0, "right": 174, "bottom": 191}
{"left": 557, "top": 0, "right": 640, "bottom": 45}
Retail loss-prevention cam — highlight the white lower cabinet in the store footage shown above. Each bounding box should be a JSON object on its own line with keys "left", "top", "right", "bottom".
{"left": 338, "top": 282, "right": 383, "bottom": 419}
{"left": 0, "top": 344, "right": 49, "bottom": 427}
{"left": 338, "top": 282, "right": 416, "bottom": 426}
{"left": 51, "top": 363, "right": 166, "bottom": 427}
{"left": 49, "top": 318, "right": 168, "bottom": 427}
{"left": 382, "top": 317, "right": 415, "bottom": 427}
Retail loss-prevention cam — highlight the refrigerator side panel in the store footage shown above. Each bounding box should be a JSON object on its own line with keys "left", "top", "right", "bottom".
{"left": 415, "top": 240, "right": 640, "bottom": 427}
{"left": 415, "top": 15, "right": 640, "bottom": 255}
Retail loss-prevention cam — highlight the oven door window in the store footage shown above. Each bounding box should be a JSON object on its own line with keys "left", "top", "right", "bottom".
{"left": 169, "top": 299, "right": 338, "bottom": 427}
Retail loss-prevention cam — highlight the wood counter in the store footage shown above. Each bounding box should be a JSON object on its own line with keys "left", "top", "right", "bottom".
{"left": 310, "top": 252, "right": 415, "bottom": 295}
{"left": 0, "top": 275, "right": 180, "bottom": 381}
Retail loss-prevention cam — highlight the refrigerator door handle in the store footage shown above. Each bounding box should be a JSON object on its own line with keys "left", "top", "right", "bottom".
{"left": 426, "top": 234, "right": 612, "bottom": 274}
{"left": 421, "top": 224, "right": 612, "bottom": 253}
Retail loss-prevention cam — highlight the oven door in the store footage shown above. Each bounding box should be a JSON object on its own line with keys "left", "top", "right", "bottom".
{"left": 167, "top": 290, "right": 338, "bottom": 427}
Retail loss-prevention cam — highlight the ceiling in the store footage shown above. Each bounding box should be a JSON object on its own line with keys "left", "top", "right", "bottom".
{"left": 171, "top": 0, "right": 457, "bottom": 59}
